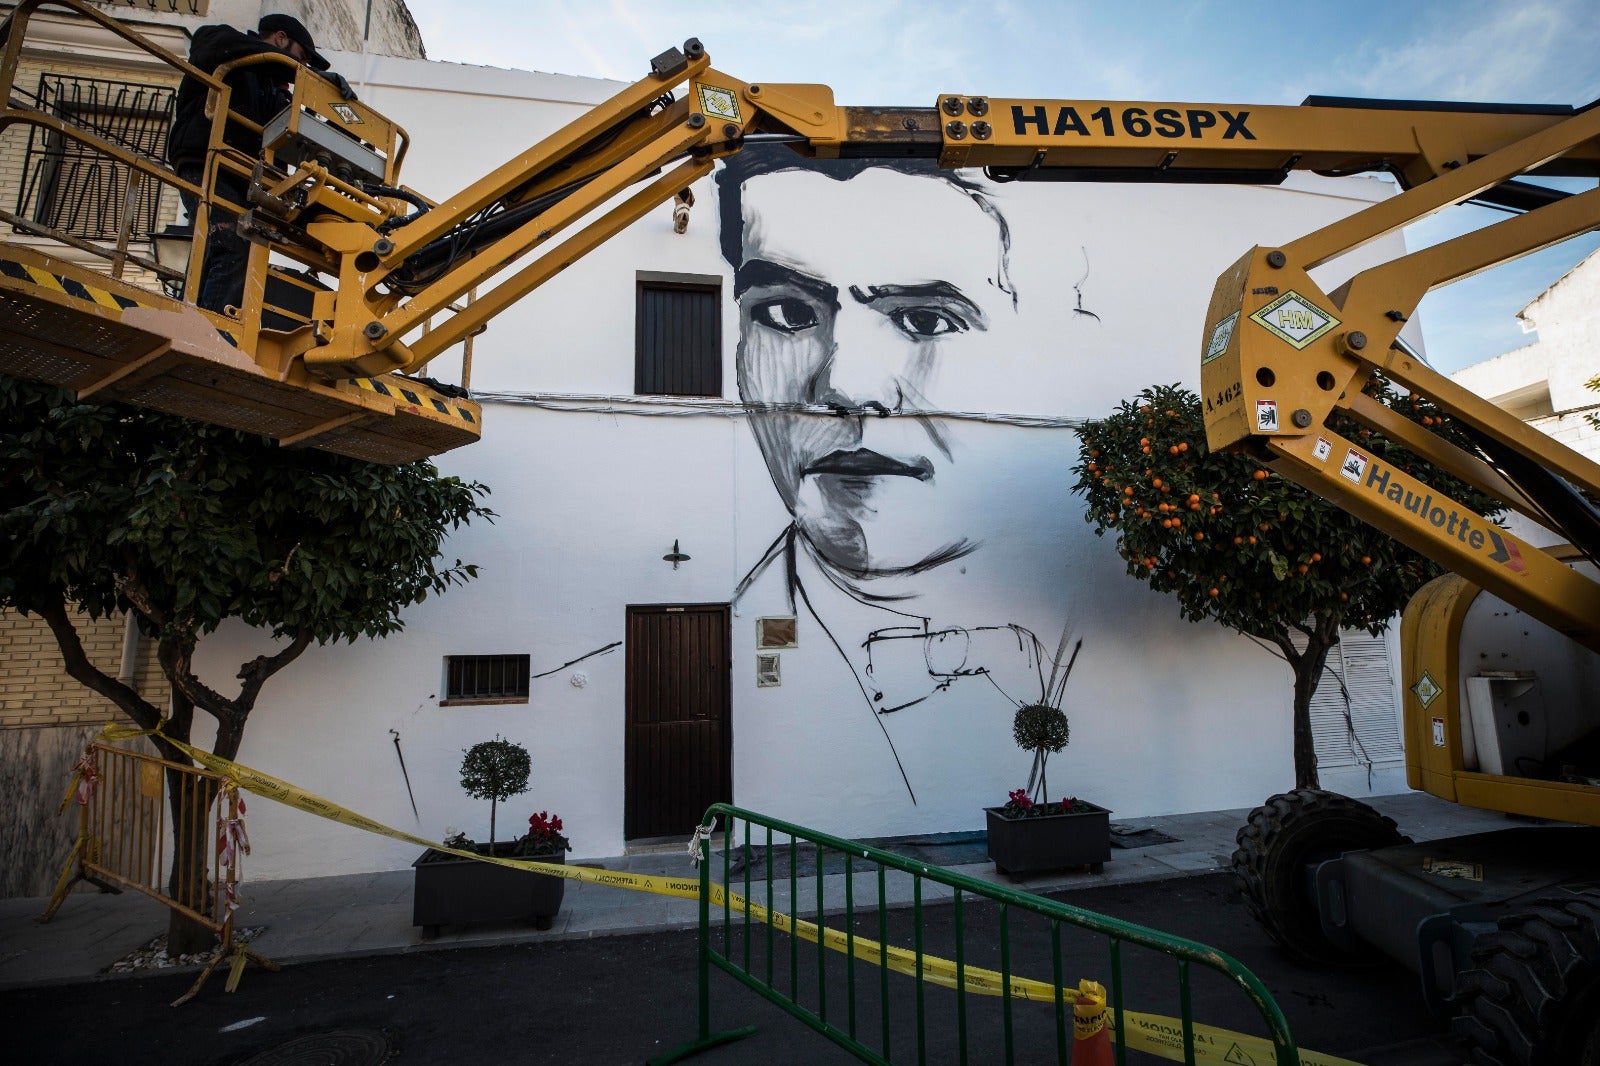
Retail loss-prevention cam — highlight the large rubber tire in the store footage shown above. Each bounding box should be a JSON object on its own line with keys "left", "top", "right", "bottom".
{"left": 1231, "top": 789, "right": 1408, "bottom": 965}
{"left": 1453, "top": 891, "right": 1600, "bottom": 1066}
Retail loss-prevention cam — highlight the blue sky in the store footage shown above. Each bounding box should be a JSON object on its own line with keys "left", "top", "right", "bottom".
{"left": 402, "top": 0, "right": 1600, "bottom": 373}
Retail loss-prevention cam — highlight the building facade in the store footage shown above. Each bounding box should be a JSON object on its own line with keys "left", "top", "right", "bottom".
{"left": 1450, "top": 247, "right": 1600, "bottom": 478}
{"left": 3, "top": 7, "right": 1421, "bottom": 890}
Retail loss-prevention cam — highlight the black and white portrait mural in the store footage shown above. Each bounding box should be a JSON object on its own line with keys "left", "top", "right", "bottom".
{"left": 719, "top": 148, "right": 1093, "bottom": 831}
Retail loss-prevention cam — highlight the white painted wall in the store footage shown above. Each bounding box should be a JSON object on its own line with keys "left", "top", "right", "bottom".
{"left": 190, "top": 54, "right": 1422, "bottom": 880}
{"left": 1451, "top": 247, "right": 1600, "bottom": 546}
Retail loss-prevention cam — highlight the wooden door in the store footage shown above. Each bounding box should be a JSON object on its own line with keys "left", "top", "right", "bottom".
{"left": 625, "top": 603, "right": 731, "bottom": 840}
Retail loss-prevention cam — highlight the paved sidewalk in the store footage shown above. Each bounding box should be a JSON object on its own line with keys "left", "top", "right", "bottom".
{"left": 0, "top": 791, "right": 1512, "bottom": 989}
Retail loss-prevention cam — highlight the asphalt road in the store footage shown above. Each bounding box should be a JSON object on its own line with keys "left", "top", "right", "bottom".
{"left": 7, "top": 872, "right": 1467, "bottom": 1065}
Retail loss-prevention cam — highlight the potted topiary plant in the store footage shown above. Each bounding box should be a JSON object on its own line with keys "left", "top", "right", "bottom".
{"left": 985, "top": 640, "right": 1110, "bottom": 876}
{"left": 412, "top": 736, "right": 569, "bottom": 938}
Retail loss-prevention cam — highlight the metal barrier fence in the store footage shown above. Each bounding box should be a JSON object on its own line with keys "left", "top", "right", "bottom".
{"left": 38, "top": 741, "right": 277, "bottom": 1004}
{"left": 656, "top": 803, "right": 1300, "bottom": 1066}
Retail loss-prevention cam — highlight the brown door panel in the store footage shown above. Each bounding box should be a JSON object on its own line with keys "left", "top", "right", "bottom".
{"left": 625, "top": 604, "right": 731, "bottom": 839}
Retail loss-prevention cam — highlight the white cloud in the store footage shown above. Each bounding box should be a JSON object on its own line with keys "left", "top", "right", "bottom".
{"left": 1344, "top": 0, "right": 1600, "bottom": 102}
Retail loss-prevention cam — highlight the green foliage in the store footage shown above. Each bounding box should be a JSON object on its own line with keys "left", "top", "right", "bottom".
{"left": 458, "top": 736, "right": 532, "bottom": 804}
{"left": 1587, "top": 374, "right": 1599, "bottom": 432}
{"left": 1012, "top": 703, "right": 1070, "bottom": 756}
{"left": 1071, "top": 380, "right": 1503, "bottom": 642}
{"left": 0, "top": 376, "right": 493, "bottom": 648}
{"left": 460, "top": 735, "right": 531, "bottom": 847}
{"left": 1012, "top": 701, "right": 1070, "bottom": 804}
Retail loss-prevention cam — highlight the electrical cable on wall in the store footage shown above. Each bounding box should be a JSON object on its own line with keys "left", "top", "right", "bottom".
{"left": 471, "top": 391, "right": 1088, "bottom": 430}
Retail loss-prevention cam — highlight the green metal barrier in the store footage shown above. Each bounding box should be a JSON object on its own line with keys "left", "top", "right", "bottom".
{"left": 653, "top": 803, "right": 1300, "bottom": 1066}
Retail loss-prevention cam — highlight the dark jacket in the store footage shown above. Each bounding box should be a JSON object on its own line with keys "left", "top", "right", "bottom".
{"left": 168, "top": 25, "right": 298, "bottom": 166}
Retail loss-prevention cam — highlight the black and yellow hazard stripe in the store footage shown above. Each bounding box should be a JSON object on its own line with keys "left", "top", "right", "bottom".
{"left": 0, "top": 256, "right": 141, "bottom": 312}
{"left": 0, "top": 255, "right": 239, "bottom": 347}
{"left": 345, "top": 375, "right": 478, "bottom": 426}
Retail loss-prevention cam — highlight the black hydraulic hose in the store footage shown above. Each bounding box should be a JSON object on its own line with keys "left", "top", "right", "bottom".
{"left": 1465, "top": 425, "right": 1600, "bottom": 569}
{"left": 390, "top": 95, "right": 678, "bottom": 286}
{"left": 367, "top": 183, "right": 433, "bottom": 233}
{"left": 389, "top": 169, "right": 632, "bottom": 288}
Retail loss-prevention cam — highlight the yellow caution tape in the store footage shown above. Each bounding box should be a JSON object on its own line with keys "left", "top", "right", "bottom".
{"left": 224, "top": 943, "right": 249, "bottom": 993}
{"left": 1076, "top": 979, "right": 1108, "bottom": 1039}
{"left": 85, "top": 725, "right": 1363, "bottom": 1065}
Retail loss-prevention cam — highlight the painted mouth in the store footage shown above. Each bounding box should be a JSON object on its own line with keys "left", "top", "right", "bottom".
{"left": 804, "top": 449, "right": 933, "bottom": 481}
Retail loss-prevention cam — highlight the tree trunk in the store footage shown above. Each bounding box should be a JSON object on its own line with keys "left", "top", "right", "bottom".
{"left": 154, "top": 630, "right": 306, "bottom": 955}
{"left": 32, "top": 596, "right": 217, "bottom": 952}
{"left": 162, "top": 683, "right": 217, "bottom": 956}
{"left": 33, "top": 591, "right": 312, "bottom": 957}
{"left": 1287, "top": 613, "right": 1342, "bottom": 791}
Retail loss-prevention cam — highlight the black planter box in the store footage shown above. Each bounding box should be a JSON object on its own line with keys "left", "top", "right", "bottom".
{"left": 985, "top": 802, "right": 1111, "bottom": 876}
{"left": 412, "top": 841, "right": 566, "bottom": 939}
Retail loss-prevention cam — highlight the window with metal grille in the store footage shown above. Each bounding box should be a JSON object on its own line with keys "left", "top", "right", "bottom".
{"left": 14, "top": 73, "right": 176, "bottom": 241}
{"left": 442, "top": 654, "right": 531, "bottom": 705}
{"left": 636, "top": 275, "right": 721, "bottom": 397}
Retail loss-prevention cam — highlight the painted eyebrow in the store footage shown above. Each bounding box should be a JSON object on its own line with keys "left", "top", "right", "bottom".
{"left": 849, "top": 282, "right": 988, "bottom": 328}
{"left": 733, "top": 258, "right": 839, "bottom": 306}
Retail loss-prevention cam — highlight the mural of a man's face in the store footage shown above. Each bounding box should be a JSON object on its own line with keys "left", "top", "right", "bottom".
{"left": 727, "top": 162, "right": 1014, "bottom": 580}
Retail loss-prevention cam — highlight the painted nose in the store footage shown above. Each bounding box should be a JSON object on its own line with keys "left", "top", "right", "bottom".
{"left": 813, "top": 307, "right": 904, "bottom": 413}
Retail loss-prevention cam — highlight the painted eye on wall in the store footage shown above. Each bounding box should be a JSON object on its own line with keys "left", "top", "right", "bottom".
{"left": 751, "top": 298, "right": 819, "bottom": 333}
{"left": 888, "top": 307, "right": 966, "bottom": 337}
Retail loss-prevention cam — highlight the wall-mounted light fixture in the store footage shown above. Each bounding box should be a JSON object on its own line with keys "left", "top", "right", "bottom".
{"left": 147, "top": 223, "right": 193, "bottom": 299}
{"left": 663, "top": 539, "right": 690, "bottom": 569}
{"left": 672, "top": 188, "right": 694, "bottom": 234}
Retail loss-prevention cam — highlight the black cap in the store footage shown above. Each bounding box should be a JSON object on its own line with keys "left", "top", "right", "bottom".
{"left": 258, "top": 13, "right": 330, "bottom": 71}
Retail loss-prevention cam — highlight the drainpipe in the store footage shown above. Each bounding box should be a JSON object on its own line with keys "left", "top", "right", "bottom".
{"left": 117, "top": 610, "right": 140, "bottom": 692}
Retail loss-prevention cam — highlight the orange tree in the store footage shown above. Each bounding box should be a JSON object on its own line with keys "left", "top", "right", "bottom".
{"left": 1072, "top": 380, "right": 1500, "bottom": 788}
{"left": 1, "top": 376, "right": 492, "bottom": 952}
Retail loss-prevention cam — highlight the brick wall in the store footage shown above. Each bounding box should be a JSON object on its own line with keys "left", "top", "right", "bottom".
{"left": 1, "top": 609, "right": 172, "bottom": 899}
{"left": 0, "top": 609, "right": 170, "bottom": 730}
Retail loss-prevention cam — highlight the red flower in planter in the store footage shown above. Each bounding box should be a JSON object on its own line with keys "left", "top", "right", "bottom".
{"left": 516, "top": 810, "right": 571, "bottom": 856}
{"left": 1003, "top": 788, "right": 1037, "bottom": 816}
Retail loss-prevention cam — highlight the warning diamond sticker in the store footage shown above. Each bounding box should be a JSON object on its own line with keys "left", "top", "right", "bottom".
{"left": 1249, "top": 290, "right": 1340, "bottom": 350}
{"left": 1204, "top": 312, "right": 1238, "bottom": 364}
{"left": 1413, "top": 672, "right": 1441, "bottom": 709}
{"left": 696, "top": 84, "right": 741, "bottom": 122}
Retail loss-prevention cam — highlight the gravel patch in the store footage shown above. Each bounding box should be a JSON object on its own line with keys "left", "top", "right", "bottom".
{"left": 103, "top": 926, "right": 267, "bottom": 973}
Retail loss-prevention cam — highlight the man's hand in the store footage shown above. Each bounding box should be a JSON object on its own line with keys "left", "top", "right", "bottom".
{"left": 321, "top": 71, "right": 358, "bottom": 101}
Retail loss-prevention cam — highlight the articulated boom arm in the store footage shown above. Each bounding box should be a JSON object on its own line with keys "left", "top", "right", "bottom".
{"left": 291, "top": 50, "right": 1598, "bottom": 382}
{"left": 0, "top": 0, "right": 1596, "bottom": 536}
{"left": 1197, "top": 98, "right": 1600, "bottom": 657}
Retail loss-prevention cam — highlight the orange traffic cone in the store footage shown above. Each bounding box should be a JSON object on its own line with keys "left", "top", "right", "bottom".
{"left": 1073, "top": 979, "right": 1115, "bottom": 1066}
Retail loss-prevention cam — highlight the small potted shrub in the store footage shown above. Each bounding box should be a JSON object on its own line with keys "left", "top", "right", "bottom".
{"left": 985, "top": 642, "right": 1110, "bottom": 876}
{"left": 413, "top": 737, "right": 569, "bottom": 937}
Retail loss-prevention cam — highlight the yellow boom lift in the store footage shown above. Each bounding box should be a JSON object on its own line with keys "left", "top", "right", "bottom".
{"left": 2, "top": 2, "right": 1597, "bottom": 1059}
